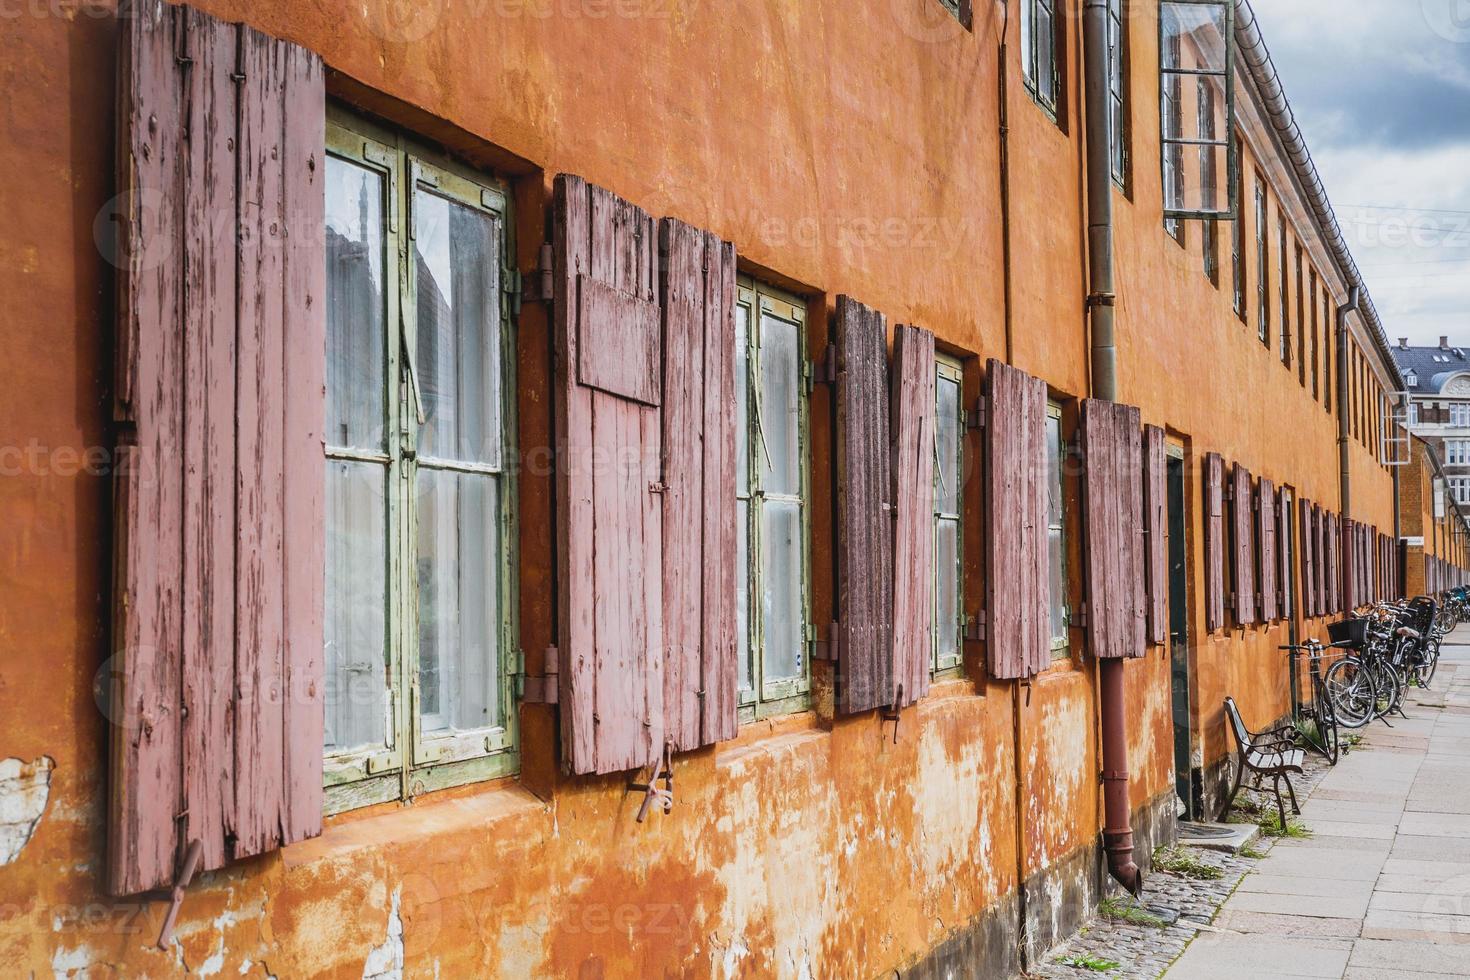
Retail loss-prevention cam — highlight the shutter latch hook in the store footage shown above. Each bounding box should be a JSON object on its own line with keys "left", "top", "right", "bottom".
{"left": 156, "top": 838, "right": 203, "bottom": 950}
{"left": 628, "top": 741, "right": 675, "bottom": 822}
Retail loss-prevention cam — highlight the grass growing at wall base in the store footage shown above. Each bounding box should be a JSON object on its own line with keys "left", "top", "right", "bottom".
{"left": 1061, "top": 954, "right": 1121, "bottom": 972}
{"left": 1099, "top": 897, "right": 1168, "bottom": 928}
{"left": 1152, "top": 846, "right": 1225, "bottom": 880}
{"left": 1256, "top": 811, "right": 1313, "bottom": 838}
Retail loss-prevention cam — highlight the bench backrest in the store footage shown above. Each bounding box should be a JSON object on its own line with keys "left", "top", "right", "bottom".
{"left": 1223, "top": 697, "right": 1250, "bottom": 755}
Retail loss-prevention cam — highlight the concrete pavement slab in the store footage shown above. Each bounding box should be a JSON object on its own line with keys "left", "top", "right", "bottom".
{"left": 1349, "top": 936, "right": 1470, "bottom": 974}
{"left": 1167, "top": 934, "right": 1352, "bottom": 979}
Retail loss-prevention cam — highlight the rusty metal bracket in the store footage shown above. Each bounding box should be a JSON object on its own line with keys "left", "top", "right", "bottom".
{"left": 819, "top": 342, "right": 838, "bottom": 385}
{"left": 880, "top": 684, "right": 905, "bottom": 744}
{"left": 812, "top": 621, "right": 840, "bottom": 661}
{"left": 155, "top": 839, "right": 203, "bottom": 950}
{"left": 523, "top": 646, "right": 559, "bottom": 704}
{"left": 537, "top": 242, "right": 554, "bottom": 301}
{"left": 967, "top": 399, "right": 986, "bottom": 431}
{"left": 1085, "top": 291, "right": 1116, "bottom": 308}
{"left": 965, "top": 611, "right": 987, "bottom": 642}
{"left": 627, "top": 742, "right": 674, "bottom": 823}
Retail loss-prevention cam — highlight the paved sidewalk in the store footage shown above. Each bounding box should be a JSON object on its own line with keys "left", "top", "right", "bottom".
{"left": 1167, "top": 629, "right": 1470, "bottom": 979}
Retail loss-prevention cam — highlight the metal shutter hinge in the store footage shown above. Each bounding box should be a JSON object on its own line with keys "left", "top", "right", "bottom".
{"left": 521, "top": 646, "right": 559, "bottom": 704}
{"left": 811, "top": 621, "right": 839, "bottom": 661}
{"left": 967, "top": 400, "right": 986, "bottom": 431}
{"left": 503, "top": 268, "right": 523, "bottom": 316}
{"left": 537, "top": 243, "right": 554, "bottom": 302}
{"left": 820, "top": 343, "right": 838, "bottom": 385}
{"left": 965, "top": 611, "right": 987, "bottom": 642}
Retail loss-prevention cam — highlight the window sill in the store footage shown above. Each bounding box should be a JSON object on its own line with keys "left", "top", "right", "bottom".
{"left": 288, "top": 774, "right": 546, "bottom": 868}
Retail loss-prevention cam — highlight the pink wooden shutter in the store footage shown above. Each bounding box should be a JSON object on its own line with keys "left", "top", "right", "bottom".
{"left": 1314, "top": 506, "right": 1328, "bottom": 613}
{"left": 1342, "top": 518, "right": 1356, "bottom": 610}
{"left": 1142, "top": 425, "right": 1168, "bottom": 645}
{"left": 659, "top": 218, "right": 737, "bottom": 750}
{"left": 1258, "top": 477, "right": 1278, "bottom": 622}
{"left": 985, "top": 359, "right": 1050, "bottom": 679}
{"left": 553, "top": 174, "right": 665, "bottom": 775}
{"left": 1300, "top": 499, "right": 1317, "bottom": 618}
{"left": 1326, "top": 512, "right": 1340, "bottom": 614}
{"left": 1231, "top": 463, "right": 1257, "bottom": 625}
{"left": 112, "top": 3, "right": 324, "bottom": 896}
{"left": 1277, "top": 487, "right": 1291, "bottom": 614}
{"left": 1203, "top": 453, "right": 1226, "bottom": 632}
{"left": 835, "top": 295, "right": 894, "bottom": 713}
{"left": 890, "top": 324, "right": 936, "bottom": 708}
{"left": 1082, "top": 400, "right": 1145, "bottom": 659}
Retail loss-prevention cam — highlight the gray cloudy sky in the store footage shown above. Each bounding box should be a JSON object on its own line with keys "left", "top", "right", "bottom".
{"left": 1249, "top": 0, "right": 1470, "bottom": 346}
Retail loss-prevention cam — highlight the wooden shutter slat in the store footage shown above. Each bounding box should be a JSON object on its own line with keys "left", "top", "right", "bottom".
{"left": 985, "top": 360, "right": 1049, "bottom": 679}
{"left": 1082, "top": 401, "right": 1145, "bottom": 659}
{"left": 112, "top": 5, "right": 324, "bottom": 896}
{"left": 835, "top": 296, "right": 893, "bottom": 713}
{"left": 1143, "top": 426, "right": 1167, "bottom": 645}
{"left": 890, "top": 325, "right": 936, "bottom": 707}
{"left": 554, "top": 175, "right": 665, "bottom": 774}
{"left": 1258, "top": 477, "right": 1277, "bottom": 622}
{"left": 1301, "top": 500, "right": 1317, "bottom": 618}
{"left": 1203, "top": 453, "right": 1225, "bottom": 632}
{"left": 659, "top": 219, "right": 737, "bottom": 751}
{"left": 1231, "top": 463, "right": 1257, "bottom": 625}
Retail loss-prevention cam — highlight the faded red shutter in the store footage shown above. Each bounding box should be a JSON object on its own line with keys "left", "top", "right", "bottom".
{"left": 1315, "top": 506, "right": 1328, "bottom": 613}
{"left": 1277, "top": 487, "right": 1291, "bottom": 614}
{"left": 1082, "top": 401, "right": 1145, "bottom": 659}
{"left": 1142, "top": 425, "right": 1168, "bottom": 645}
{"left": 835, "top": 295, "right": 894, "bottom": 712}
{"left": 112, "top": 4, "right": 324, "bottom": 896}
{"left": 659, "top": 219, "right": 737, "bottom": 751}
{"left": 1203, "top": 453, "right": 1225, "bottom": 632}
{"left": 1326, "top": 512, "right": 1340, "bottom": 614}
{"left": 1300, "top": 499, "right": 1317, "bottom": 618}
{"left": 554, "top": 174, "right": 664, "bottom": 775}
{"left": 1258, "top": 477, "right": 1277, "bottom": 622}
{"left": 1231, "top": 463, "right": 1257, "bottom": 625}
{"left": 985, "top": 359, "right": 1050, "bottom": 679}
{"left": 890, "top": 324, "right": 936, "bottom": 707}
{"left": 1343, "top": 517, "right": 1356, "bottom": 610}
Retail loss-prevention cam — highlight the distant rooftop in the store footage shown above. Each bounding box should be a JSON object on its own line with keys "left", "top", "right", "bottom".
{"left": 1392, "top": 337, "right": 1470, "bottom": 394}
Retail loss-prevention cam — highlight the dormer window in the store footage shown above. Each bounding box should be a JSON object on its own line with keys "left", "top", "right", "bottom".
{"left": 1405, "top": 370, "right": 1419, "bottom": 387}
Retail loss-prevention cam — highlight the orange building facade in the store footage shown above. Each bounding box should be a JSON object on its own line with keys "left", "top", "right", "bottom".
{"left": 0, "top": 1, "right": 1459, "bottom": 977}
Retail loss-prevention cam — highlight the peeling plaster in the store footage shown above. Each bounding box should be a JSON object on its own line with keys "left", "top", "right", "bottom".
{"left": 1, "top": 755, "right": 53, "bottom": 865}
{"left": 362, "top": 888, "right": 404, "bottom": 980}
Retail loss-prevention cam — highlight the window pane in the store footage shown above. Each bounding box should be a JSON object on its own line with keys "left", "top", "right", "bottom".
{"left": 1047, "top": 414, "right": 1063, "bottom": 526}
{"left": 759, "top": 314, "right": 801, "bottom": 496}
{"left": 1161, "top": 1, "right": 1227, "bottom": 72}
{"left": 324, "top": 459, "right": 390, "bottom": 754}
{"left": 1021, "top": 0, "right": 1034, "bottom": 83}
{"left": 416, "top": 468, "right": 501, "bottom": 735}
{"left": 936, "top": 375, "right": 961, "bottom": 514}
{"left": 936, "top": 517, "right": 959, "bottom": 664}
{"left": 761, "top": 498, "right": 804, "bottom": 683}
{"left": 414, "top": 189, "right": 502, "bottom": 467}
{"left": 738, "top": 497, "right": 752, "bottom": 693}
{"left": 1036, "top": 2, "right": 1056, "bottom": 104}
{"left": 325, "top": 157, "right": 386, "bottom": 453}
{"left": 1049, "top": 527, "right": 1067, "bottom": 643}
{"left": 736, "top": 302, "right": 750, "bottom": 494}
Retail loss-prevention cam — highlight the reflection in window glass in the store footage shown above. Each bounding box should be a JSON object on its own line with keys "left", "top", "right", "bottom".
{"left": 1047, "top": 406, "right": 1069, "bottom": 651}
{"left": 934, "top": 361, "right": 963, "bottom": 671}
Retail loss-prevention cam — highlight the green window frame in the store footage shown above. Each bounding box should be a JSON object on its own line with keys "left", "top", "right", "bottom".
{"left": 323, "top": 111, "right": 518, "bottom": 814}
{"left": 1279, "top": 221, "right": 1291, "bottom": 366}
{"left": 1021, "top": 0, "right": 1061, "bottom": 118}
{"left": 1107, "top": 0, "right": 1129, "bottom": 187}
{"left": 1231, "top": 137, "right": 1246, "bottom": 317}
{"left": 1047, "top": 402, "right": 1071, "bottom": 654}
{"left": 933, "top": 356, "right": 965, "bottom": 673}
{"left": 735, "top": 277, "right": 812, "bottom": 722}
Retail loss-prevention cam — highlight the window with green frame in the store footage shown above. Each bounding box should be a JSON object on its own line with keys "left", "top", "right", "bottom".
{"left": 735, "top": 278, "right": 811, "bottom": 721}
{"left": 933, "top": 356, "right": 964, "bottom": 672}
{"left": 1047, "top": 403, "right": 1071, "bottom": 653}
{"left": 322, "top": 111, "right": 517, "bottom": 812}
{"left": 1021, "top": 0, "right": 1060, "bottom": 117}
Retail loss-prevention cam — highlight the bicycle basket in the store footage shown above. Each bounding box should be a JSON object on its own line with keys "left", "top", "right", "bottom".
{"left": 1327, "top": 618, "right": 1369, "bottom": 647}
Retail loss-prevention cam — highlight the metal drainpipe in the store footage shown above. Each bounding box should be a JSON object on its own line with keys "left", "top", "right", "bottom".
{"left": 1337, "top": 287, "right": 1361, "bottom": 593}
{"left": 1082, "top": 0, "right": 1139, "bottom": 897}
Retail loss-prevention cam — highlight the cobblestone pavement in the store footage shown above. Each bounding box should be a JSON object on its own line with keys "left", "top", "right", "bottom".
{"left": 1029, "top": 690, "right": 1365, "bottom": 979}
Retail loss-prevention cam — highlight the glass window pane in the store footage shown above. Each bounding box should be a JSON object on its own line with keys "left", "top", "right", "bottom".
{"left": 1047, "top": 414, "right": 1063, "bottom": 526}
{"left": 325, "top": 157, "right": 386, "bottom": 453}
{"left": 759, "top": 314, "right": 801, "bottom": 497}
{"left": 1037, "top": 3, "right": 1056, "bottom": 103}
{"left": 1020, "top": 0, "right": 1034, "bottom": 83}
{"left": 1049, "top": 527, "right": 1067, "bottom": 643}
{"left": 761, "top": 498, "right": 804, "bottom": 683}
{"left": 738, "top": 498, "right": 752, "bottom": 693}
{"left": 414, "top": 188, "right": 502, "bottom": 467}
{"left": 736, "top": 302, "right": 750, "bottom": 494}
{"left": 1161, "top": 1, "right": 1227, "bottom": 72}
{"left": 416, "top": 469, "right": 501, "bottom": 735}
{"left": 324, "top": 459, "right": 390, "bottom": 755}
{"left": 936, "top": 376, "right": 961, "bottom": 515}
{"left": 935, "top": 518, "right": 959, "bottom": 665}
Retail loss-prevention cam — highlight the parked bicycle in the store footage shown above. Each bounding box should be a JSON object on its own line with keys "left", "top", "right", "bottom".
{"left": 1280, "top": 640, "right": 1342, "bottom": 764}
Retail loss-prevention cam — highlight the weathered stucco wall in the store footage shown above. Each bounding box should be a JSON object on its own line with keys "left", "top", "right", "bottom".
{"left": 0, "top": 1, "right": 1400, "bottom": 977}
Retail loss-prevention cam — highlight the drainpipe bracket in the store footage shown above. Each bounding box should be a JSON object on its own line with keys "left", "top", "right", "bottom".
{"left": 1086, "top": 292, "right": 1116, "bottom": 309}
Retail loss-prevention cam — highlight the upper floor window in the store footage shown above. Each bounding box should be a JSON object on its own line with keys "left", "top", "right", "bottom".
{"left": 736, "top": 278, "right": 811, "bottom": 721}
{"left": 1446, "top": 439, "right": 1470, "bottom": 466}
{"left": 1453, "top": 403, "right": 1470, "bottom": 428}
{"left": 1254, "top": 177, "right": 1269, "bottom": 346}
{"left": 1406, "top": 370, "right": 1419, "bottom": 388}
{"left": 1107, "top": 0, "right": 1128, "bottom": 186}
{"left": 1160, "top": 1, "right": 1236, "bottom": 222}
{"left": 934, "top": 356, "right": 965, "bottom": 672}
{"left": 1021, "top": 0, "right": 1061, "bottom": 116}
{"left": 1231, "top": 137, "right": 1245, "bottom": 314}
{"left": 1278, "top": 223, "right": 1291, "bottom": 366}
{"left": 1047, "top": 402, "right": 1070, "bottom": 653}
{"left": 1408, "top": 401, "right": 1419, "bottom": 425}
{"left": 323, "top": 114, "right": 517, "bottom": 811}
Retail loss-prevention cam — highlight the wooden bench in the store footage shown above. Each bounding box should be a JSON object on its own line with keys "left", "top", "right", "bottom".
{"left": 1219, "top": 696, "right": 1304, "bottom": 830}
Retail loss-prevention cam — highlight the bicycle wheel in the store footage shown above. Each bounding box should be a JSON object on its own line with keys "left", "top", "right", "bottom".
{"left": 1369, "top": 660, "right": 1401, "bottom": 720}
{"left": 1414, "top": 640, "right": 1440, "bottom": 690}
{"left": 1323, "top": 658, "right": 1375, "bottom": 729}
{"left": 1318, "top": 697, "right": 1340, "bottom": 765}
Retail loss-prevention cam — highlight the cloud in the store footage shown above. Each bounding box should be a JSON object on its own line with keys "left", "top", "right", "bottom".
{"left": 1249, "top": 0, "right": 1470, "bottom": 345}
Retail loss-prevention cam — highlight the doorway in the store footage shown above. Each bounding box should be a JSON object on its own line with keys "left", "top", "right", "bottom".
{"left": 1166, "top": 446, "right": 1197, "bottom": 818}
